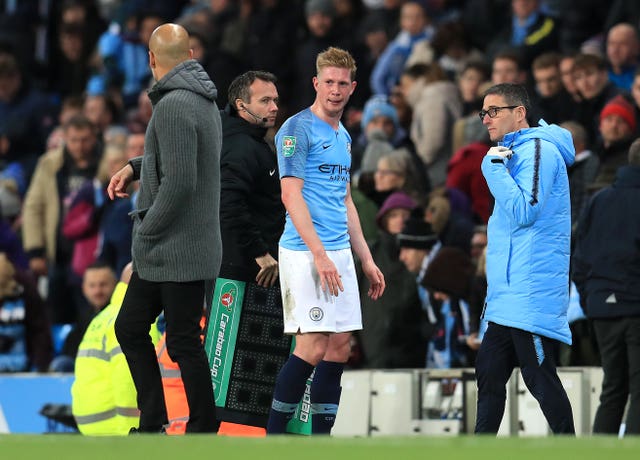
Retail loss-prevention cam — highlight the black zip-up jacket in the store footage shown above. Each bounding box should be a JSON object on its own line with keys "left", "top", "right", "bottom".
{"left": 219, "top": 109, "right": 285, "bottom": 280}
{"left": 572, "top": 165, "right": 640, "bottom": 318}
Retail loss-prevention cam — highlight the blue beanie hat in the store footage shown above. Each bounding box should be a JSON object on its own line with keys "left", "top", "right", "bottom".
{"left": 361, "top": 96, "right": 399, "bottom": 131}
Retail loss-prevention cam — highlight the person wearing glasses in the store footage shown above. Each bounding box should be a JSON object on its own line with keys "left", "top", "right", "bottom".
{"left": 474, "top": 83, "right": 576, "bottom": 435}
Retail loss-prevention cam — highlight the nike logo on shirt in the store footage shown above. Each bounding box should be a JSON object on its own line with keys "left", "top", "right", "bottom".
{"left": 322, "top": 144, "right": 331, "bottom": 150}
{"left": 269, "top": 169, "right": 276, "bottom": 176}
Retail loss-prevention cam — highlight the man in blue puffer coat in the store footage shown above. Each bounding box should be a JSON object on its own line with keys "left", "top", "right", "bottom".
{"left": 475, "top": 83, "right": 575, "bottom": 435}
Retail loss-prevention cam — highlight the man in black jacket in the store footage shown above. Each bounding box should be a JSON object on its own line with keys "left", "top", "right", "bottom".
{"left": 220, "top": 70, "right": 284, "bottom": 286}
{"left": 572, "top": 138, "right": 640, "bottom": 436}
{"left": 216, "top": 71, "right": 285, "bottom": 431}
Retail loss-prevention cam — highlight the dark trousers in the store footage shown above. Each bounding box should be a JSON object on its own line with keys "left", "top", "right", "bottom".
{"left": 475, "top": 322, "right": 575, "bottom": 435}
{"left": 592, "top": 316, "right": 640, "bottom": 435}
{"left": 114, "top": 272, "right": 218, "bottom": 433}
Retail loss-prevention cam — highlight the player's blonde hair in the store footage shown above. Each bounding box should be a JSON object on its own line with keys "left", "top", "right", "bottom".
{"left": 316, "top": 47, "right": 357, "bottom": 81}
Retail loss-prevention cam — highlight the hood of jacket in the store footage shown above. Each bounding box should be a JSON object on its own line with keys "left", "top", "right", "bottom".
{"left": 501, "top": 119, "right": 575, "bottom": 167}
{"left": 221, "top": 106, "right": 268, "bottom": 141}
{"left": 148, "top": 60, "right": 217, "bottom": 105}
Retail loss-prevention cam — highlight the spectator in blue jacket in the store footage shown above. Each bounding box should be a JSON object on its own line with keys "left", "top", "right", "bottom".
{"left": 370, "top": 1, "right": 434, "bottom": 96}
{"left": 475, "top": 83, "right": 575, "bottom": 435}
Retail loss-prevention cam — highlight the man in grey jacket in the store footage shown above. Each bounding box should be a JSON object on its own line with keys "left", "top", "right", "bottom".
{"left": 107, "top": 23, "right": 222, "bottom": 433}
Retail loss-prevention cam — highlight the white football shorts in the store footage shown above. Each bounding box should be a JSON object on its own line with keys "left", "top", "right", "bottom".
{"left": 278, "top": 246, "right": 362, "bottom": 334}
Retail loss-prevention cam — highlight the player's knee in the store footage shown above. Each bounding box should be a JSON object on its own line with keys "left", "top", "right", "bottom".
{"left": 323, "top": 338, "right": 351, "bottom": 363}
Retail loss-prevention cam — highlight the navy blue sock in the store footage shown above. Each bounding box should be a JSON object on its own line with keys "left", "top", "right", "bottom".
{"left": 267, "top": 354, "right": 315, "bottom": 434}
{"left": 310, "top": 360, "right": 344, "bottom": 435}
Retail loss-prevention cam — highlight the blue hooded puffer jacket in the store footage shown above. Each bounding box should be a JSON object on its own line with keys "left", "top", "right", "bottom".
{"left": 481, "top": 120, "right": 575, "bottom": 345}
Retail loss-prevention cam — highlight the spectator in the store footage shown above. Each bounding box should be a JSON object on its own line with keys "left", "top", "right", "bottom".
{"left": 370, "top": 1, "right": 434, "bottom": 96}
{"left": 358, "top": 192, "right": 428, "bottom": 369}
{"left": 572, "top": 53, "right": 622, "bottom": 144}
{"left": 592, "top": 94, "right": 637, "bottom": 189}
{"left": 397, "top": 212, "right": 440, "bottom": 331}
{"left": 606, "top": 23, "right": 640, "bottom": 92}
{"left": 560, "top": 121, "right": 600, "bottom": 230}
{"left": 420, "top": 246, "right": 475, "bottom": 369}
{"left": 457, "top": 60, "right": 491, "bottom": 117}
{"left": 355, "top": 96, "right": 400, "bottom": 175}
{"left": 399, "top": 62, "right": 462, "bottom": 188}
{"left": 62, "top": 144, "right": 127, "bottom": 283}
{"left": 487, "top": 0, "right": 559, "bottom": 69}
{"left": 572, "top": 138, "right": 640, "bottom": 436}
{"left": 22, "top": 114, "right": 101, "bottom": 324}
{"left": 560, "top": 53, "right": 582, "bottom": 102}
{"left": 47, "top": 21, "right": 93, "bottom": 100}
{"left": 0, "top": 253, "right": 53, "bottom": 372}
{"left": 92, "top": 10, "right": 164, "bottom": 108}
{"left": 446, "top": 140, "right": 492, "bottom": 224}
{"left": 83, "top": 93, "right": 122, "bottom": 141}
{"left": 531, "top": 52, "right": 577, "bottom": 124}
{"left": 0, "top": 45, "right": 56, "bottom": 184}
{"left": 424, "top": 190, "right": 474, "bottom": 254}
{"left": 491, "top": 49, "right": 528, "bottom": 86}
{"left": 291, "top": 0, "right": 346, "bottom": 113}
{"left": 97, "top": 134, "right": 141, "bottom": 275}
{"left": 50, "top": 261, "right": 117, "bottom": 372}
{"left": 373, "top": 149, "right": 424, "bottom": 207}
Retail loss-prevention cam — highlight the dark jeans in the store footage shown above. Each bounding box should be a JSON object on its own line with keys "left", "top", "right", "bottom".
{"left": 114, "top": 272, "right": 218, "bottom": 433}
{"left": 592, "top": 316, "right": 640, "bottom": 435}
{"left": 475, "top": 322, "right": 575, "bottom": 435}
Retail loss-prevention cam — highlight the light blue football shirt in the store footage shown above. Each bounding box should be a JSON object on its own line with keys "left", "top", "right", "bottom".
{"left": 276, "top": 108, "right": 352, "bottom": 251}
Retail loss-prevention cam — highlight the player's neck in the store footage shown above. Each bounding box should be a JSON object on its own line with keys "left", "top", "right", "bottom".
{"left": 310, "top": 102, "right": 342, "bottom": 130}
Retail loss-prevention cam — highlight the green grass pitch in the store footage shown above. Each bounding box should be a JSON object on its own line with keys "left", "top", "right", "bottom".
{"left": 2, "top": 435, "right": 639, "bottom": 460}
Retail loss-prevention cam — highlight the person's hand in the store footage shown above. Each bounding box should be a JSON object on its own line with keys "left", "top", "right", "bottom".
{"left": 255, "top": 253, "right": 279, "bottom": 288}
{"left": 486, "top": 146, "right": 513, "bottom": 160}
{"left": 362, "top": 259, "right": 385, "bottom": 300}
{"left": 29, "top": 257, "right": 48, "bottom": 277}
{"left": 466, "top": 332, "right": 481, "bottom": 351}
{"left": 314, "top": 251, "right": 343, "bottom": 297}
{"left": 107, "top": 163, "right": 134, "bottom": 199}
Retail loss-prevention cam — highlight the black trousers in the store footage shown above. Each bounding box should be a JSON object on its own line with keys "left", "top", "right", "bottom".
{"left": 114, "top": 272, "right": 218, "bottom": 433}
{"left": 474, "top": 322, "right": 575, "bottom": 435}
{"left": 592, "top": 316, "right": 640, "bottom": 435}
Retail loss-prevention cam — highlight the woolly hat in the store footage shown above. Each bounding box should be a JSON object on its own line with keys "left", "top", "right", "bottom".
{"left": 420, "top": 246, "right": 473, "bottom": 300}
{"left": 600, "top": 95, "right": 637, "bottom": 132}
{"left": 361, "top": 96, "right": 399, "bottom": 131}
{"left": 375, "top": 191, "right": 416, "bottom": 228}
{"left": 397, "top": 217, "right": 438, "bottom": 250}
{"left": 305, "top": 0, "right": 335, "bottom": 17}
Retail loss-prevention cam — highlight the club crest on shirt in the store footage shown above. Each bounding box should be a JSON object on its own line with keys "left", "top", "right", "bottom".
{"left": 282, "top": 136, "right": 296, "bottom": 157}
{"left": 346, "top": 142, "right": 351, "bottom": 155}
{"left": 309, "top": 307, "right": 324, "bottom": 321}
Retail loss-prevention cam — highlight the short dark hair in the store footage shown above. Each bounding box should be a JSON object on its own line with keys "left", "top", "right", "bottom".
{"left": 402, "top": 63, "right": 429, "bottom": 80}
{"left": 532, "top": 52, "right": 562, "bottom": 71}
{"left": 63, "top": 113, "right": 95, "bottom": 132}
{"left": 572, "top": 53, "right": 607, "bottom": 72}
{"left": 460, "top": 60, "right": 490, "bottom": 81}
{"left": 493, "top": 49, "right": 524, "bottom": 70}
{"left": 227, "top": 70, "right": 277, "bottom": 111}
{"left": 483, "top": 83, "right": 531, "bottom": 115}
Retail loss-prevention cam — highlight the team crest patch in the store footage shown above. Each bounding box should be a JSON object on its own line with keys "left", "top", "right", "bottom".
{"left": 346, "top": 142, "right": 351, "bottom": 155}
{"left": 282, "top": 136, "right": 296, "bottom": 157}
{"left": 309, "top": 307, "right": 324, "bottom": 321}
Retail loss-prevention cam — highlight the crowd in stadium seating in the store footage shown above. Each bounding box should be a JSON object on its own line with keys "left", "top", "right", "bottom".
{"left": 0, "top": 0, "right": 639, "bottom": 377}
